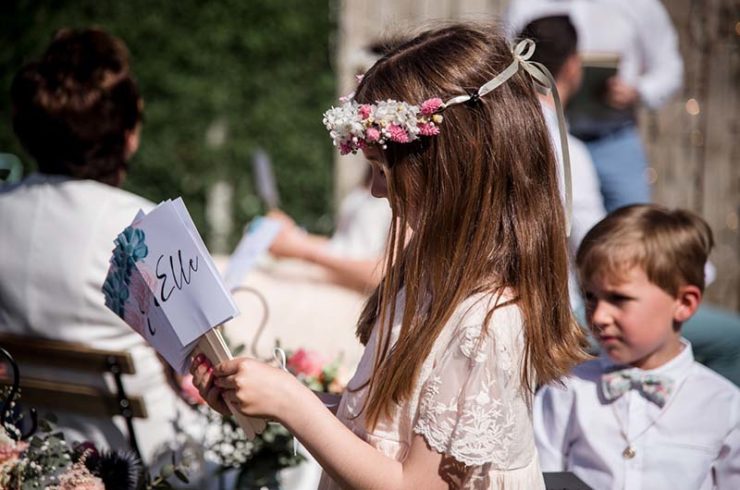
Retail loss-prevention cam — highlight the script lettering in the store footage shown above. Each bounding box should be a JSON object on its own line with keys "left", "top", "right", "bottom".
{"left": 156, "top": 250, "right": 200, "bottom": 303}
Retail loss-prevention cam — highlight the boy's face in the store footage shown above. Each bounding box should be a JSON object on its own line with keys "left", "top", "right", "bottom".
{"left": 583, "top": 266, "right": 684, "bottom": 370}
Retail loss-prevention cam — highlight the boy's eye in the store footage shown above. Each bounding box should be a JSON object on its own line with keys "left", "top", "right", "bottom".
{"left": 608, "top": 294, "right": 632, "bottom": 304}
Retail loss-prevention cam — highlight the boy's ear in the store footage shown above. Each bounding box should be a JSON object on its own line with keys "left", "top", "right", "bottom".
{"left": 673, "top": 284, "right": 702, "bottom": 323}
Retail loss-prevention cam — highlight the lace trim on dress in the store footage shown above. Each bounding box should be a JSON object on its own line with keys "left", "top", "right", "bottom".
{"left": 413, "top": 321, "right": 520, "bottom": 467}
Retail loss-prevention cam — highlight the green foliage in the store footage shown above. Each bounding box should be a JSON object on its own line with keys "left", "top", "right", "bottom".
{"left": 0, "top": 0, "right": 337, "bottom": 247}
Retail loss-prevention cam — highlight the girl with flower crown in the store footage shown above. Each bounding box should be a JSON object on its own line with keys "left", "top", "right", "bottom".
{"left": 192, "top": 23, "right": 588, "bottom": 489}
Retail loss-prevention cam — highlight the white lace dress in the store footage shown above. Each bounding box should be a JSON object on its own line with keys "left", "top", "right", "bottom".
{"left": 318, "top": 291, "right": 545, "bottom": 489}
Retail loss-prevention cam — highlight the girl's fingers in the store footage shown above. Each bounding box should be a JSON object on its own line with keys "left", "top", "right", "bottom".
{"left": 193, "top": 362, "right": 214, "bottom": 392}
{"left": 190, "top": 354, "right": 211, "bottom": 376}
{"left": 213, "top": 374, "right": 239, "bottom": 389}
{"left": 205, "top": 386, "right": 229, "bottom": 414}
{"left": 213, "top": 358, "right": 245, "bottom": 377}
{"left": 221, "top": 389, "right": 241, "bottom": 408}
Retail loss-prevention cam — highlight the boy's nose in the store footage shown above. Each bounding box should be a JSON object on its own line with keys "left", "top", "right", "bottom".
{"left": 589, "top": 300, "right": 613, "bottom": 329}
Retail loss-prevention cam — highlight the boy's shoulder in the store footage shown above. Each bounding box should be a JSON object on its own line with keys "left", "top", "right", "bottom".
{"left": 686, "top": 361, "right": 740, "bottom": 399}
{"left": 568, "top": 358, "right": 606, "bottom": 385}
{"left": 538, "top": 358, "right": 604, "bottom": 399}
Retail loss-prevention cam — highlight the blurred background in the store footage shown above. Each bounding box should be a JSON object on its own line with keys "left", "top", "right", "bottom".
{"left": 0, "top": 0, "right": 737, "bottom": 311}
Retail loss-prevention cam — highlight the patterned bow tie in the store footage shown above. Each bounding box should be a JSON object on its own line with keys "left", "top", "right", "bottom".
{"left": 601, "top": 369, "right": 674, "bottom": 407}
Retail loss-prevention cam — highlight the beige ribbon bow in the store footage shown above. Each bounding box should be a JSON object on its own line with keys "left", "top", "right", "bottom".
{"left": 444, "top": 39, "right": 573, "bottom": 235}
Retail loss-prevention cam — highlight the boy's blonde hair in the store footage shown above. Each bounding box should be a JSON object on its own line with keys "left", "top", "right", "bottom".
{"left": 577, "top": 204, "right": 714, "bottom": 296}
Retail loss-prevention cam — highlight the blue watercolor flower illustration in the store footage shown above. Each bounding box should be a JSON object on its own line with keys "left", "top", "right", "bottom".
{"left": 103, "top": 226, "right": 148, "bottom": 318}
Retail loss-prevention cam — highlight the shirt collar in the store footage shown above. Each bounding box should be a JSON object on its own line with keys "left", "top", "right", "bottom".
{"left": 599, "top": 337, "right": 694, "bottom": 384}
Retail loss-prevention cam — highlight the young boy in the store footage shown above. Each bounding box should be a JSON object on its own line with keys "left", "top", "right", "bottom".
{"left": 534, "top": 204, "right": 740, "bottom": 489}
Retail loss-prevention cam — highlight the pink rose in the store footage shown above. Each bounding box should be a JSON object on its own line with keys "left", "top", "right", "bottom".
{"left": 365, "top": 127, "right": 381, "bottom": 142}
{"left": 387, "top": 124, "right": 410, "bottom": 143}
{"left": 420, "top": 97, "right": 444, "bottom": 115}
{"left": 287, "top": 349, "right": 326, "bottom": 378}
{"left": 358, "top": 104, "right": 372, "bottom": 120}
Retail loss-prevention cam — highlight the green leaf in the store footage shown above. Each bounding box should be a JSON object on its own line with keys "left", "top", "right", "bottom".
{"left": 174, "top": 469, "right": 190, "bottom": 483}
{"left": 159, "top": 463, "right": 175, "bottom": 479}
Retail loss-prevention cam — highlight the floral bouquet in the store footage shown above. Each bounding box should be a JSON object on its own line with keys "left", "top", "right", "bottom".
{"left": 0, "top": 387, "right": 191, "bottom": 490}
{"left": 202, "top": 347, "right": 346, "bottom": 490}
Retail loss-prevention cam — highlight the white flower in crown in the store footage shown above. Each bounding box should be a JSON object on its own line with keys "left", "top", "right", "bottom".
{"left": 323, "top": 97, "right": 444, "bottom": 155}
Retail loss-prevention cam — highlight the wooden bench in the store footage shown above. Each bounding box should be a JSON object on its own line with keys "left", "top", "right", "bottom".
{"left": 0, "top": 332, "right": 147, "bottom": 459}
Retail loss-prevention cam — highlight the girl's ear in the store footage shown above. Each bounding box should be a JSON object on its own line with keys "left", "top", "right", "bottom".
{"left": 674, "top": 284, "right": 702, "bottom": 323}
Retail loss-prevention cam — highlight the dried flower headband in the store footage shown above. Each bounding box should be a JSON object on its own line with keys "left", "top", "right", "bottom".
{"left": 322, "top": 39, "right": 572, "bottom": 234}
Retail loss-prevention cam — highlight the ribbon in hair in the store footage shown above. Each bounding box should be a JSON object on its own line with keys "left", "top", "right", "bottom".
{"left": 444, "top": 39, "right": 573, "bottom": 236}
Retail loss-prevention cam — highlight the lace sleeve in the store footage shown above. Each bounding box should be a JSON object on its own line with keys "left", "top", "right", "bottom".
{"left": 413, "top": 306, "right": 525, "bottom": 467}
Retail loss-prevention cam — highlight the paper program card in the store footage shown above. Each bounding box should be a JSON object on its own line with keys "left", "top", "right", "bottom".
{"left": 103, "top": 199, "right": 238, "bottom": 372}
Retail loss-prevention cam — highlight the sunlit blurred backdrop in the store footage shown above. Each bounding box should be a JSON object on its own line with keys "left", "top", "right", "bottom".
{"left": 1, "top": 0, "right": 737, "bottom": 311}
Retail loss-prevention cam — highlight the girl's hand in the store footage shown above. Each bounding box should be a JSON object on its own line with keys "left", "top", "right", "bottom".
{"left": 212, "top": 357, "right": 304, "bottom": 422}
{"left": 191, "top": 354, "right": 230, "bottom": 415}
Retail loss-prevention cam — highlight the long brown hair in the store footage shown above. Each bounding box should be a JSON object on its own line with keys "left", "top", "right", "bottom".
{"left": 352, "top": 23, "right": 589, "bottom": 429}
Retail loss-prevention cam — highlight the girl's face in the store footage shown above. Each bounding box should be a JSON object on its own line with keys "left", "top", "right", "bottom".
{"left": 361, "top": 146, "right": 389, "bottom": 199}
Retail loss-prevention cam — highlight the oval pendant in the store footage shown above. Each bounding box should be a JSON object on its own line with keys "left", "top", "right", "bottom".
{"left": 622, "top": 446, "right": 636, "bottom": 459}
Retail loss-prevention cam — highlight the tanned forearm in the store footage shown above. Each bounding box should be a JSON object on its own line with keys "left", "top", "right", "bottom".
{"left": 280, "top": 385, "right": 406, "bottom": 489}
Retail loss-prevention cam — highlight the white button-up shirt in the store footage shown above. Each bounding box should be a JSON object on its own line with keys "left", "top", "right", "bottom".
{"left": 534, "top": 339, "right": 740, "bottom": 489}
{"left": 507, "top": 0, "right": 683, "bottom": 109}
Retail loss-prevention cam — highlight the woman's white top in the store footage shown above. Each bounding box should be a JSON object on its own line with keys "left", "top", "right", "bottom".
{"left": 319, "top": 290, "right": 545, "bottom": 489}
{"left": 0, "top": 173, "right": 198, "bottom": 464}
{"left": 327, "top": 186, "right": 391, "bottom": 260}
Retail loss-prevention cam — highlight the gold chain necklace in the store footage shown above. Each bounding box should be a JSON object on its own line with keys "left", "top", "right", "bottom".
{"left": 609, "top": 375, "right": 687, "bottom": 459}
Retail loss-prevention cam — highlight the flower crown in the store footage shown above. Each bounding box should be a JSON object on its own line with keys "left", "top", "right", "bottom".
{"left": 323, "top": 97, "right": 445, "bottom": 155}
{"left": 322, "top": 39, "right": 575, "bottom": 235}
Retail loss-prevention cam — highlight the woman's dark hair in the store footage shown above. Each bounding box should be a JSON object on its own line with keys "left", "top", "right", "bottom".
{"left": 11, "top": 28, "right": 142, "bottom": 186}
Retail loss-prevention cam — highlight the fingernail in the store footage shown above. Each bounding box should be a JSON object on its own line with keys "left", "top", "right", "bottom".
{"left": 194, "top": 353, "right": 205, "bottom": 365}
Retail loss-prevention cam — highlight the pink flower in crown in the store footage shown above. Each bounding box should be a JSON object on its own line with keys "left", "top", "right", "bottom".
{"left": 338, "top": 91, "right": 355, "bottom": 103}
{"left": 420, "top": 97, "right": 444, "bottom": 116}
{"left": 365, "top": 127, "right": 381, "bottom": 143}
{"left": 355, "top": 73, "right": 365, "bottom": 84}
{"left": 287, "top": 348, "right": 326, "bottom": 378}
{"left": 358, "top": 104, "right": 372, "bottom": 120}
{"left": 339, "top": 141, "right": 355, "bottom": 155}
{"left": 417, "top": 122, "right": 440, "bottom": 136}
{"left": 388, "top": 124, "right": 410, "bottom": 143}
